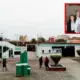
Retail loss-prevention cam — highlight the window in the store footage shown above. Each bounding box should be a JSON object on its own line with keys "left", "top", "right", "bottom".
{"left": 52, "top": 48, "right": 62, "bottom": 53}
{"left": 49, "top": 50, "right": 51, "bottom": 53}
{"left": 42, "top": 50, "right": 44, "bottom": 53}
{"left": 0, "top": 46, "right": 2, "bottom": 51}
{"left": 9, "top": 49, "right": 13, "bottom": 57}
{"left": 56, "top": 50, "right": 61, "bottom": 53}
{"left": 3, "top": 46, "right": 9, "bottom": 52}
{"left": 14, "top": 51, "right": 21, "bottom": 55}
{"left": 0, "top": 46, "right": 2, "bottom": 49}
{"left": 27, "top": 45, "right": 36, "bottom": 51}
{"left": 0, "top": 37, "right": 3, "bottom": 41}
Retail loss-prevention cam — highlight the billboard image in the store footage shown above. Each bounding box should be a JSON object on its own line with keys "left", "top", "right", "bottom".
{"left": 64, "top": 3, "right": 80, "bottom": 34}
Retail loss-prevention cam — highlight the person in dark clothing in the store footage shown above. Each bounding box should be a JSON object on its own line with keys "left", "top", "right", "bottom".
{"left": 39, "top": 56, "right": 43, "bottom": 68}
{"left": 2, "top": 58, "right": 7, "bottom": 71}
{"left": 67, "top": 14, "right": 75, "bottom": 33}
{"left": 44, "top": 57, "right": 49, "bottom": 70}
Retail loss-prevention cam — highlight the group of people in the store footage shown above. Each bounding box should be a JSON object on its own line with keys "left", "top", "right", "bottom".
{"left": 39, "top": 56, "right": 49, "bottom": 70}
{"left": 67, "top": 9, "right": 80, "bottom": 33}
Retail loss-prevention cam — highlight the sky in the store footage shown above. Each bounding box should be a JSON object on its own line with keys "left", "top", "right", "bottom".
{"left": 0, "top": 0, "right": 80, "bottom": 40}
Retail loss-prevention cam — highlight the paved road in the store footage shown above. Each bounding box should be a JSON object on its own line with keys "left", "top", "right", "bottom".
{"left": 60, "top": 58, "right": 80, "bottom": 80}
{"left": 0, "top": 58, "right": 80, "bottom": 80}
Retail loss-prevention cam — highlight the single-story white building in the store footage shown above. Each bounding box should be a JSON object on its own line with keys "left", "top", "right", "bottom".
{"left": 36, "top": 43, "right": 80, "bottom": 57}
{"left": 0, "top": 41, "right": 80, "bottom": 59}
{"left": 0, "top": 41, "right": 36, "bottom": 59}
{"left": 0, "top": 41, "right": 26, "bottom": 58}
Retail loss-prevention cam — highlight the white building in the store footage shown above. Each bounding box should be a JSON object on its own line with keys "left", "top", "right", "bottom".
{"left": 0, "top": 41, "right": 80, "bottom": 59}
{"left": 0, "top": 41, "right": 36, "bottom": 59}
{"left": 36, "top": 43, "right": 80, "bottom": 58}
{"left": 0, "top": 41, "right": 26, "bottom": 58}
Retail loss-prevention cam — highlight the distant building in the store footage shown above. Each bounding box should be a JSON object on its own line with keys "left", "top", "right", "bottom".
{"left": 19, "top": 35, "right": 27, "bottom": 44}
{"left": 69, "top": 38, "right": 80, "bottom": 43}
{"left": 49, "top": 37, "right": 55, "bottom": 43}
{"left": 56, "top": 35, "right": 70, "bottom": 40}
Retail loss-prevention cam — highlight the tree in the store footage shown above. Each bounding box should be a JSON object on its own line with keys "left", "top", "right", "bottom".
{"left": 77, "top": 50, "right": 80, "bottom": 57}
{"left": 55, "top": 39, "right": 67, "bottom": 43}
{"left": 0, "top": 37, "right": 3, "bottom": 41}
{"left": 31, "top": 38, "right": 37, "bottom": 43}
{"left": 38, "top": 37, "right": 46, "bottom": 43}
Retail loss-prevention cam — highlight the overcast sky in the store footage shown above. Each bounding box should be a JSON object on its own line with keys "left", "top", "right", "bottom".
{"left": 0, "top": 0, "right": 80, "bottom": 40}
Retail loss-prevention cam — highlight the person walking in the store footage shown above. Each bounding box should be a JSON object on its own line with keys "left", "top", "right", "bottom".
{"left": 39, "top": 56, "right": 43, "bottom": 68}
{"left": 2, "top": 58, "right": 7, "bottom": 71}
{"left": 44, "top": 57, "right": 49, "bottom": 71}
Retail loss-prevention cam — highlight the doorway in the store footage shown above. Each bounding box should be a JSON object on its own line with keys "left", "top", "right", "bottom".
{"left": 52, "top": 46, "right": 75, "bottom": 57}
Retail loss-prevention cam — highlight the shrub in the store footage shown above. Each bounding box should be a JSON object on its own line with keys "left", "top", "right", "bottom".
{"left": 50, "top": 55, "right": 61, "bottom": 65}
{"left": 55, "top": 39, "right": 67, "bottom": 43}
{"left": 77, "top": 50, "right": 80, "bottom": 56}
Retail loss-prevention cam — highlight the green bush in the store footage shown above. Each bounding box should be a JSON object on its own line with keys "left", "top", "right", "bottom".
{"left": 50, "top": 55, "right": 61, "bottom": 65}
{"left": 77, "top": 50, "right": 80, "bottom": 56}
{"left": 55, "top": 39, "right": 67, "bottom": 43}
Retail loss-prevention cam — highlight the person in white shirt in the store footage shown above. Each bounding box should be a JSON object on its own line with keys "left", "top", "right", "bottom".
{"left": 74, "top": 10, "right": 80, "bottom": 33}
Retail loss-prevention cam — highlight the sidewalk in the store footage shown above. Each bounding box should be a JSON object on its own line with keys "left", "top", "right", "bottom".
{"left": 60, "top": 58, "right": 80, "bottom": 80}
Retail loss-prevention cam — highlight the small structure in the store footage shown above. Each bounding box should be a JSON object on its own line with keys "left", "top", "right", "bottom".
{"left": 0, "top": 41, "right": 26, "bottom": 58}
{"left": 0, "top": 41, "right": 15, "bottom": 58}
{"left": 48, "top": 48, "right": 66, "bottom": 71}
{"left": 0, "top": 41, "right": 36, "bottom": 59}
{"left": 49, "top": 36, "right": 55, "bottom": 43}
{"left": 16, "top": 51, "right": 31, "bottom": 76}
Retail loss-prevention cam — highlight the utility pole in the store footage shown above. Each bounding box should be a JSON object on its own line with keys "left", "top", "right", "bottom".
{"left": 37, "top": 34, "right": 39, "bottom": 44}
{"left": 15, "top": 34, "right": 19, "bottom": 46}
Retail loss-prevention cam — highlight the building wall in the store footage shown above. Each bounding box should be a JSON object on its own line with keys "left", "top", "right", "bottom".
{"left": 37, "top": 44, "right": 62, "bottom": 57}
{"left": 14, "top": 46, "right": 27, "bottom": 58}
{"left": 36, "top": 43, "right": 80, "bottom": 57}
{"left": 14, "top": 55, "right": 20, "bottom": 58}
{"left": 2, "top": 50, "right": 9, "bottom": 58}
{"left": 37, "top": 46, "right": 52, "bottom": 57}
{"left": 27, "top": 51, "right": 36, "bottom": 59}
{"left": 0, "top": 41, "right": 15, "bottom": 58}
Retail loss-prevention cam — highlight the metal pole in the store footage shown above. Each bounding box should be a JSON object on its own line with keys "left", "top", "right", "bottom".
{"left": 15, "top": 34, "right": 19, "bottom": 46}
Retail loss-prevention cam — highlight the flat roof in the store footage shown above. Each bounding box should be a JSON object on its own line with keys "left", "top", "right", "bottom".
{"left": 38, "top": 43, "right": 80, "bottom": 47}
